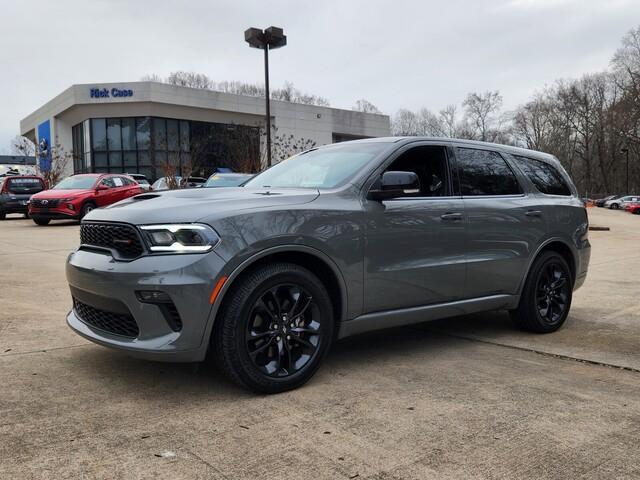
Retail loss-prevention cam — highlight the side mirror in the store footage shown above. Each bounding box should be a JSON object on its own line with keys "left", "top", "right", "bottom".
{"left": 368, "top": 171, "right": 421, "bottom": 201}
{"left": 96, "top": 184, "right": 109, "bottom": 191}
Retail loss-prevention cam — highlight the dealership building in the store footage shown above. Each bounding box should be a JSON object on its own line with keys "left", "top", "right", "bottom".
{"left": 20, "top": 82, "right": 390, "bottom": 180}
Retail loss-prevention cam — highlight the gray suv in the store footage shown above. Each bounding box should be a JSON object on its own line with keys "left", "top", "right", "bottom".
{"left": 66, "top": 138, "right": 590, "bottom": 393}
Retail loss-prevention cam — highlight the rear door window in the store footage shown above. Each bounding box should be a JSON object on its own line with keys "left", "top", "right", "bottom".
{"left": 101, "top": 177, "right": 116, "bottom": 188}
{"left": 6, "top": 178, "right": 45, "bottom": 194}
{"left": 512, "top": 156, "right": 572, "bottom": 196}
{"left": 455, "top": 148, "right": 522, "bottom": 196}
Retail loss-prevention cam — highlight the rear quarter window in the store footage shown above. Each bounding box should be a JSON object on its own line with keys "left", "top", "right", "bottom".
{"left": 456, "top": 148, "right": 522, "bottom": 196}
{"left": 512, "top": 156, "right": 572, "bottom": 196}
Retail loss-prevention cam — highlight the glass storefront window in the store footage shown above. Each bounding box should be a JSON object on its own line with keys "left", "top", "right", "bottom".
{"left": 123, "top": 152, "right": 137, "bottom": 168}
{"left": 94, "top": 152, "right": 108, "bottom": 167}
{"left": 72, "top": 115, "right": 259, "bottom": 180}
{"left": 167, "top": 119, "right": 179, "bottom": 151}
{"left": 122, "top": 118, "right": 136, "bottom": 150}
{"left": 109, "top": 152, "right": 122, "bottom": 169}
{"left": 138, "top": 152, "right": 151, "bottom": 166}
{"left": 91, "top": 119, "right": 107, "bottom": 151}
{"left": 154, "top": 118, "right": 166, "bottom": 149}
{"left": 107, "top": 118, "right": 121, "bottom": 151}
{"left": 136, "top": 117, "right": 150, "bottom": 150}
{"left": 180, "top": 121, "right": 190, "bottom": 152}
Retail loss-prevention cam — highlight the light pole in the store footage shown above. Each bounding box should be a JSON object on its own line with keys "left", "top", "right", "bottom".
{"left": 244, "top": 26, "right": 287, "bottom": 168}
{"left": 621, "top": 147, "right": 629, "bottom": 193}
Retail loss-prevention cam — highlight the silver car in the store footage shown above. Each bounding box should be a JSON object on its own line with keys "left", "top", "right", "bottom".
{"left": 604, "top": 195, "right": 639, "bottom": 209}
{"left": 66, "top": 138, "right": 590, "bottom": 393}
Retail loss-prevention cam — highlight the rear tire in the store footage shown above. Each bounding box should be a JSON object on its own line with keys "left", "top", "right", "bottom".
{"left": 0, "top": 212, "right": 5, "bottom": 220}
{"left": 32, "top": 218, "right": 50, "bottom": 226}
{"left": 510, "top": 251, "right": 573, "bottom": 333}
{"left": 213, "top": 263, "right": 334, "bottom": 393}
{"left": 611, "top": 203, "right": 619, "bottom": 209}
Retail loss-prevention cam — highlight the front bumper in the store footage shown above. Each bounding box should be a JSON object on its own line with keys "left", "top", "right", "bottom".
{"left": 66, "top": 248, "right": 227, "bottom": 362}
{"left": 1, "top": 200, "right": 29, "bottom": 214}
{"left": 31, "top": 211, "right": 80, "bottom": 221}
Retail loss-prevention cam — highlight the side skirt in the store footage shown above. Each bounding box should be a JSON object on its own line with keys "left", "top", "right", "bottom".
{"left": 338, "top": 294, "right": 519, "bottom": 339}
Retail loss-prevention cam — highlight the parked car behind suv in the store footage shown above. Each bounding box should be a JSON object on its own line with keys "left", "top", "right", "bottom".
{"left": 66, "top": 138, "right": 590, "bottom": 393}
{"left": 0, "top": 175, "right": 46, "bottom": 219}
{"left": 625, "top": 201, "right": 640, "bottom": 214}
{"left": 126, "top": 173, "right": 152, "bottom": 192}
{"left": 151, "top": 176, "right": 207, "bottom": 191}
{"left": 604, "top": 195, "right": 639, "bottom": 209}
{"left": 204, "top": 173, "right": 253, "bottom": 188}
{"left": 594, "top": 194, "right": 619, "bottom": 207}
{"left": 29, "top": 173, "right": 143, "bottom": 225}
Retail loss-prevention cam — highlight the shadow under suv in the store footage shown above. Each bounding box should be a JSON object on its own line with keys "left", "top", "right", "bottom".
{"left": 66, "top": 137, "right": 590, "bottom": 393}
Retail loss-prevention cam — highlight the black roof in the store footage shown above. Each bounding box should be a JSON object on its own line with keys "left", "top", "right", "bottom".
{"left": 347, "top": 136, "right": 558, "bottom": 163}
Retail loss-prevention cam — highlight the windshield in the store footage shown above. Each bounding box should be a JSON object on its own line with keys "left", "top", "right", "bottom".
{"left": 54, "top": 176, "right": 97, "bottom": 190}
{"left": 244, "top": 142, "right": 389, "bottom": 189}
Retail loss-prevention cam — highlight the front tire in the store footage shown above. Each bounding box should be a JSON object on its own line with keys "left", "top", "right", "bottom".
{"left": 213, "top": 263, "right": 334, "bottom": 393}
{"left": 80, "top": 202, "right": 96, "bottom": 219}
{"left": 611, "top": 203, "right": 619, "bottom": 209}
{"left": 510, "top": 251, "right": 573, "bottom": 333}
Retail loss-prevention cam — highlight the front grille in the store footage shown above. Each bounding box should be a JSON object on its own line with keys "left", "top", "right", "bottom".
{"left": 73, "top": 297, "right": 139, "bottom": 338}
{"left": 32, "top": 198, "right": 60, "bottom": 208}
{"left": 80, "top": 223, "right": 144, "bottom": 259}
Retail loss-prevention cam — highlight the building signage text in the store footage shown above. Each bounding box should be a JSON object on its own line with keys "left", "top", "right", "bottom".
{"left": 90, "top": 87, "right": 134, "bottom": 99}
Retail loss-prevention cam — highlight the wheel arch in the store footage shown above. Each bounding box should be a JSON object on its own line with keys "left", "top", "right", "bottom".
{"left": 80, "top": 199, "right": 97, "bottom": 215}
{"left": 519, "top": 238, "right": 577, "bottom": 295}
{"left": 207, "top": 245, "right": 348, "bottom": 342}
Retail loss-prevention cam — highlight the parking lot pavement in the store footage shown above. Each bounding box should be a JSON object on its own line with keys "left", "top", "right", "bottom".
{"left": 1, "top": 209, "right": 639, "bottom": 479}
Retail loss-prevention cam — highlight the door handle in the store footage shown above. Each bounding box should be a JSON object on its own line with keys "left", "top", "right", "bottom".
{"left": 440, "top": 212, "right": 463, "bottom": 221}
{"left": 525, "top": 210, "right": 542, "bottom": 217}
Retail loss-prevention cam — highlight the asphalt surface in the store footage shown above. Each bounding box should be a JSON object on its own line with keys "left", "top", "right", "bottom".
{"left": 1, "top": 208, "right": 639, "bottom": 479}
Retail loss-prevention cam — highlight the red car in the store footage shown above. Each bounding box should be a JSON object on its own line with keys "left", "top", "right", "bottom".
{"left": 29, "top": 173, "right": 143, "bottom": 225}
{"left": 625, "top": 202, "right": 640, "bottom": 215}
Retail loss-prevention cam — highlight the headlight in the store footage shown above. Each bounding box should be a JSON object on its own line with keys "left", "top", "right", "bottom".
{"left": 139, "top": 224, "right": 220, "bottom": 253}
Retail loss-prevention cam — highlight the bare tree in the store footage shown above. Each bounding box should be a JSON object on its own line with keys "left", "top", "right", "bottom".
{"left": 463, "top": 91, "right": 504, "bottom": 142}
{"left": 142, "top": 73, "right": 331, "bottom": 106}
{"left": 166, "top": 71, "right": 214, "bottom": 90}
{"left": 12, "top": 136, "right": 70, "bottom": 186}
{"left": 353, "top": 99, "right": 382, "bottom": 114}
{"left": 11, "top": 135, "right": 36, "bottom": 156}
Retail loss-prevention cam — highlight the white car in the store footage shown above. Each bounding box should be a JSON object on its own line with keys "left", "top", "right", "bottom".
{"left": 605, "top": 195, "right": 640, "bottom": 209}
{"left": 126, "top": 173, "right": 152, "bottom": 192}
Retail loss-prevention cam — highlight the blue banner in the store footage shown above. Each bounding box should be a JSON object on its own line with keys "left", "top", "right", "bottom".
{"left": 37, "top": 120, "right": 52, "bottom": 172}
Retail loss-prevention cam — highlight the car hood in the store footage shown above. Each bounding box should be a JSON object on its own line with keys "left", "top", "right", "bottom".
{"left": 84, "top": 187, "right": 320, "bottom": 224}
{"left": 32, "top": 189, "right": 90, "bottom": 199}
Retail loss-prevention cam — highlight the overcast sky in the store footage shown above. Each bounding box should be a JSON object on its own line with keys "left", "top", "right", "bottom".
{"left": 2, "top": 0, "right": 639, "bottom": 153}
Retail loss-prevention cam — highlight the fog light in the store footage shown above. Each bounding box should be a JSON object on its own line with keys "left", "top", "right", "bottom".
{"left": 136, "top": 290, "right": 172, "bottom": 304}
{"left": 67, "top": 203, "right": 74, "bottom": 210}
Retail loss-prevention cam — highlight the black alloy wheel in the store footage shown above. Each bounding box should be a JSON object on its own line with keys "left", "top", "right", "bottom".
{"left": 535, "top": 261, "right": 570, "bottom": 326}
{"left": 510, "top": 251, "right": 573, "bottom": 333}
{"left": 245, "top": 284, "right": 322, "bottom": 378}
{"left": 213, "top": 262, "right": 334, "bottom": 393}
